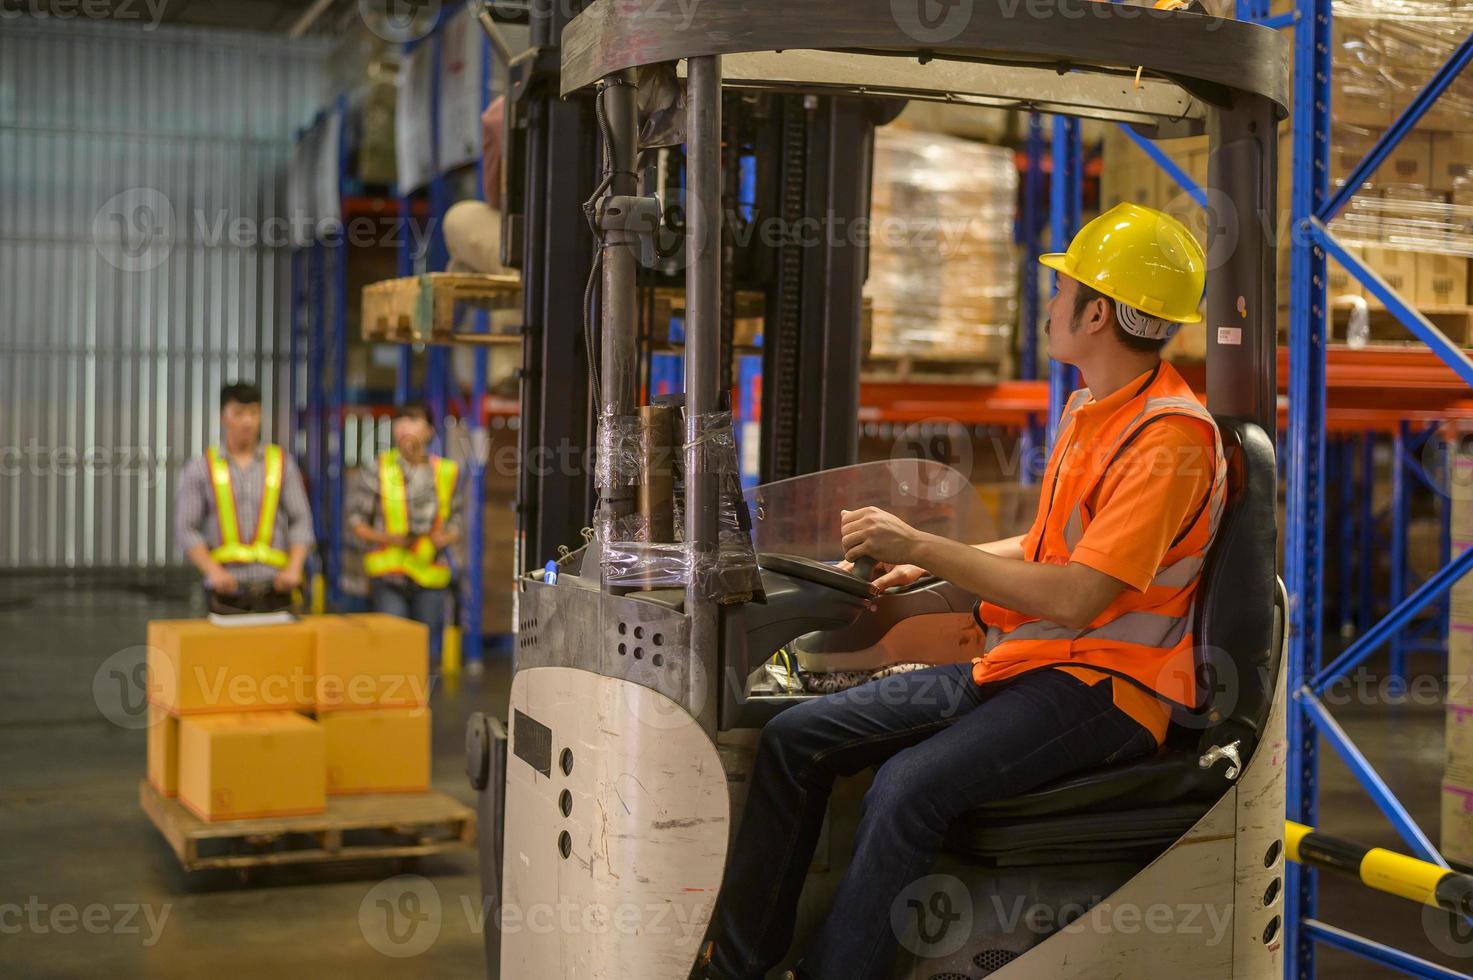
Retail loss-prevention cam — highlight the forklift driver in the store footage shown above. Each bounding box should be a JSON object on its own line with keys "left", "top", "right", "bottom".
{"left": 696, "top": 204, "right": 1227, "bottom": 980}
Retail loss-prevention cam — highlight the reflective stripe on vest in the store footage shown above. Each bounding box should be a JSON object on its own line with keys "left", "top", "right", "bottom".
{"left": 1061, "top": 397, "right": 1226, "bottom": 552}
{"left": 975, "top": 364, "right": 1227, "bottom": 709}
{"left": 207, "top": 444, "right": 288, "bottom": 569}
{"left": 363, "top": 450, "right": 459, "bottom": 589}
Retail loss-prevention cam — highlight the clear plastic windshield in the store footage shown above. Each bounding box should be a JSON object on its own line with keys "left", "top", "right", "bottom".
{"left": 742, "top": 459, "right": 1038, "bottom": 562}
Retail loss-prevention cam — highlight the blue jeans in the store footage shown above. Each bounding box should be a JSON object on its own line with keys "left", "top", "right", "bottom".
{"left": 370, "top": 579, "right": 447, "bottom": 658}
{"left": 707, "top": 664, "right": 1158, "bottom": 980}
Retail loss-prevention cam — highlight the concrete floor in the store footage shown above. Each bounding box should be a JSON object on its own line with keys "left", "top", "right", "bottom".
{"left": 1, "top": 580, "right": 500, "bottom": 979}
{"left": 1, "top": 580, "right": 1467, "bottom": 978}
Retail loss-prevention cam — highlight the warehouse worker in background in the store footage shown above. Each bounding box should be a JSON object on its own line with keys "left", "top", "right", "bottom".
{"left": 697, "top": 203, "right": 1226, "bottom": 980}
{"left": 349, "top": 403, "right": 461, "bottom": 654}
{"left": 176, "top": 382, "right": 314, "bottom": 615}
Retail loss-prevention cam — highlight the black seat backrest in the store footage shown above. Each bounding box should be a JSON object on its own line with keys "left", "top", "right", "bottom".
{"left": 1174, "top": 416, "right": 1280, "bottom": 754}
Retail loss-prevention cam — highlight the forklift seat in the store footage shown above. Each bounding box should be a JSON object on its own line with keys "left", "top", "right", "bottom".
{"left": 945, "top": 417, "right": 1281, "bottom": 864}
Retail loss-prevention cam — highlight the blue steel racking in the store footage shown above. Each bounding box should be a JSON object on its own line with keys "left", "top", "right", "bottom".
{"left": 1018, "top": 111, "right": 1085, "bottom": 445}
{"left": 1277, "top": 0, "right": 1473, "bottom": 975}
{"left": 395, "top": 12, "right": 501, "bottom": 668}
{"left": 290, "top": 96, "right": 352, "bottom": 613}
{"left": 293, "top": 14, "right": 502, "bottom": 668}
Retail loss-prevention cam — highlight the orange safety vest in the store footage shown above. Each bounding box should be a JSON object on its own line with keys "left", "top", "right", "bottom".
{"left": 363, "top": 450, "right": 459, "bottom": 589}
{"left": 972, "top": 362, "right": 1227, "bottom": 710}
{"left": 206, "top": 444, "right": 288, "bottom": 569}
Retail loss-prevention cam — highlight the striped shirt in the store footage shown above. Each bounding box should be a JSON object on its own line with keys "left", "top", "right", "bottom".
{"left": 348, "top": 454, "right": 462, "bottom": 538}
{"left": 175, "top": 445, "right": 315, "bottom": 586}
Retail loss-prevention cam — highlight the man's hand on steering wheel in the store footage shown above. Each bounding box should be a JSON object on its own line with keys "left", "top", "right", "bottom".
{"left": 840, "top": 506, "right": 929, "bottom": 574}
{"left": 834, "top": 557, "right": 927, "bottom": 591}
{"left": 869, "top": 562, "right": 928, "bottom": 591}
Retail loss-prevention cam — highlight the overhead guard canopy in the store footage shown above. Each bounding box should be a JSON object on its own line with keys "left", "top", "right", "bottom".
{"left": 560, "top": 0, "right": 1289, "bottom": 136}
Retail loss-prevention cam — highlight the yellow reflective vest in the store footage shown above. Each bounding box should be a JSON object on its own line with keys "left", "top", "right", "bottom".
{"left": 206, "top": 444, "right": 288, "bottom": 569}
{"left": 363, "top": 450, "right": 459, "bottom": 589}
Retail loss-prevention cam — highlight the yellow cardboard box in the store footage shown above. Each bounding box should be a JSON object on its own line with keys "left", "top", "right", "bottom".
{"left": 147, "top": 703, "right": 179, "bottom": 797}
{"left": 178, "top": 711, "right": 326, "bottom": 821}
{"left": 147, "top": 619, "right": 315, "bottom": 715}
{"left": 322, "top": 708, "right": 432, "bottom": 795}
{"left": 311, "top": 613, "right": 429, "bottom": 711}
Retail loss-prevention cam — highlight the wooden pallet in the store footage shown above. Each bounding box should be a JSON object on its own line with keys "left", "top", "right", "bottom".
{"left": 1278, "top": 303, "right": 1473, "bottom": 347}
{"left": 361, "top": 272, "right": 522, "bottom": 344}
{"left": 139, "top": 780, "right": 475, "bottom": 874}
{"left": 861, "top": 352, "right": 1012, "bottom": 384}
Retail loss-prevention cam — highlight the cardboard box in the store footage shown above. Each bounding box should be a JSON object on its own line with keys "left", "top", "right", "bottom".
{"left": 1362, "top": 247, "right": 1416, "bottom": 302}
{"left": 1154, "top": 136, "right": 1209, "bottom": 215}
{"left": 1449, "top": 705, "right": 1473, "bottom": 782}
{"left": 1451, "top": 485, "right": 1473, "bottom": 541}
{"left": 311, "top": 613, "right": 429, "bottom": 711}
{"left": 1452, "top": 565, "right": 1473, "bottom": 618}
{"left": 321, "top": 708, "right": 431, "bottom": 794}
{"left": 1332, "top": 128, "right": 1381, "bottom": 185}
{"left": 1444, "top": 782, "right": 1473, "bottom": 866}
{"left": 147, "top": 619, "right": 315, "bottom": 715}
{"left": 1163, "top": 324, "right": 1207, "bottom": 364}
{"left": 147, "top": 704, "right": 179, "bottom": 797}
{"left": 1326, "top": 248, "right": 1363, "bottom": 301}
{"left": 1383, "top": 132, "right": 1433, "bottom": 189}
{"left": 1333, "top": 88, "right": 1392, "bottom": 131}
{"left": 177, "top": 712, "right": 326, "bottom": 821}
{"left": 1431, "top": 132, "right": 1473, "bottom": 194}
{"left": 1101, "top": 130, "right": 1156, "bottom": 212}
{"left": 1331, "top": 23, "right": 1392, "bottom": 130}
{"left": 1417, "top": 253, "right": 1469, "bottom": 308}
{"left": 1451, "top": 619, "right": 1473, "bottom": 709}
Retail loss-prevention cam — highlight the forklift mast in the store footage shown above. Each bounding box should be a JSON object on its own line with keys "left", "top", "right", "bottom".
{"left": 499, "top": 0, "right": 880, "bottom": 568}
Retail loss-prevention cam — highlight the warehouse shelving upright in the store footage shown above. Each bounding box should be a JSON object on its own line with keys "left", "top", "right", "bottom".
{"left": 290, "top": 96, "right": 354, "bottom": 613}
{"left": 1277, "top": 0, "right": 1473, "bottom": 974}
{"left": 292, "top": 13, "right": 504, "bottom": 668}
{"left": 388, "top": 11, "right": 500, "bottom": 670}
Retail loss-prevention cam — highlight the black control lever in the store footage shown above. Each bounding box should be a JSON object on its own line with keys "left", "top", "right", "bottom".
{"left": 850, "top": 555, "right": 878, "bottom": 586}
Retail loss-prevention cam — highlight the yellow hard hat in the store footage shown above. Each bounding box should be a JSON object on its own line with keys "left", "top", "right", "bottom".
{"left": 1039, "top": 202, "right": 1206, "bottom": 325}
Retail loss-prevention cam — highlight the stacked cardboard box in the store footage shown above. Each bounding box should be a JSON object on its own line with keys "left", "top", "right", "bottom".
{"left": 147, "top": 619, "right": 321, "bottom": 820}
{"left": 311, "top": 614, "right": 431, "bottom": 795}
{"left": 1445, "top": 443, "right": 1473, "bottom": 863}
{"left": 1326, "top": 7, "right": 1473, "bottom": 323}
{"left": 865, "top": 127, "right": 1019, "bottom": 371}
{"left": 1103, "top": 2, "right": 1473, "bottom": 351}
{"left": 146, "top": 614, "right": 430, "bottom": 821}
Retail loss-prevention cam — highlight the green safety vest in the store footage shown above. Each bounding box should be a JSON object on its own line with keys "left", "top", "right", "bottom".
{"left": 363, "top": 450, "right": 459, "bottom": 589}
{"left": 206, "top": 444, "right": 288, "bottom": 569}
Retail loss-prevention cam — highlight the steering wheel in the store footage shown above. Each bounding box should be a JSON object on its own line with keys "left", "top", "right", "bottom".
{"left": 755, "top": 553, "right": 878, "bottom": 598}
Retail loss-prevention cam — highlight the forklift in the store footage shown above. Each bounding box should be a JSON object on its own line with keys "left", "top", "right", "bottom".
{"left": 464, "top": 0, "right": 1289, "bottom": 975}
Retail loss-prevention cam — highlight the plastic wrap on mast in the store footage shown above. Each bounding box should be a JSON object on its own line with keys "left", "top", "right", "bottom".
{"left": 595, "top": 408, "right": 762, "bottom": 597}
